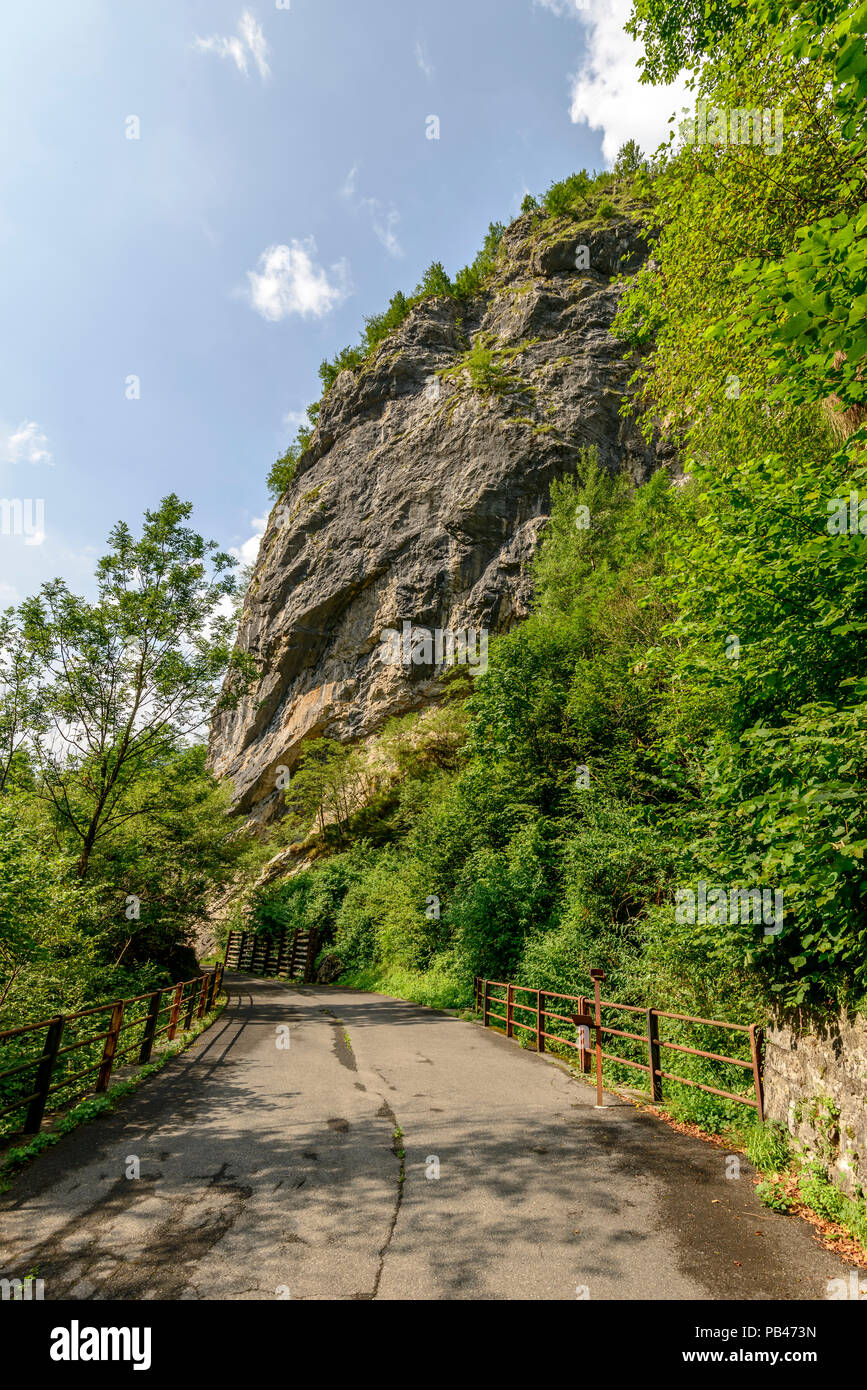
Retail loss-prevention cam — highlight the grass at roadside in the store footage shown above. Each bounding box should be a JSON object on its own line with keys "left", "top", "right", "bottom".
{"left": 337, "top": 963, "right": 471, "bottom": 1012}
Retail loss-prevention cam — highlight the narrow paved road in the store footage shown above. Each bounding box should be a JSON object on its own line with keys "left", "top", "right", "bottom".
{"left": 0, "top": 977, "right": 853, "bottom": 1300}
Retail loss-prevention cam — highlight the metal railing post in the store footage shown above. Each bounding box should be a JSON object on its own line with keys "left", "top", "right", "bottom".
{"left": 208, "top": 964, "right": 223, "bottom": 1009}
{"left": 168, "top": 983, "right": 185, "bottom": 1040}
{"left": 646, "top": 1008, "right": 662, "bottom": 1102}
{"left": 139, "top": 992, "right": 161, "bottom": 1064}
{"left": 749, "top": 1024, "right": 764, "bottom": 1121}
{"left": 96, "top": 1002, "right": 125, "bottom": 1093}
{"left": 23, "top": 1015, "right": 65, "bottom": 1134}
{"left": 577, "top": 996, "right": 592, "bottom": 1073}
{"left": 183, "top": 981, "right": 197, "bottom": 1030}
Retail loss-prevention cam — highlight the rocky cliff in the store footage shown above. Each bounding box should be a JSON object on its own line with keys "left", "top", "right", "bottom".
{"left": 208, "top": 209, "right": 672, "bottom": 823}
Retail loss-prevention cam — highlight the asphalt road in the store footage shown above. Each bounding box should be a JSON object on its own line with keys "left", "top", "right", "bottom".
{"left": 0, "top": 976, "right": 855, "bottom": 1301}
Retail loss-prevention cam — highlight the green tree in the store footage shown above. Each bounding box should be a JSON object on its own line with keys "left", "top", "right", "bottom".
{"left": 20, "top": 495, "right": 253, "bottom": 877}
{"left": 542, "top": 170, "right": 592, "bottom": 216}
{"left": 283, "top": 737, "right": 374, "bottom": 842}
{"left": 613, "top": 140, "right": 646, "bottom": 177}
{"left": 0, "top": 609, "right": 44, "bottom": 792}
{"left": 414, "top": 260, "right": 454, "bottom": 298}
{"left": 83, "top": 743, "right": 255, "bottom": 978}
{"left": 615, "top": 0, "right": 867, "bottom": 1006}
{"left": 267, "top": 444, "right": 300, "bottom": 500}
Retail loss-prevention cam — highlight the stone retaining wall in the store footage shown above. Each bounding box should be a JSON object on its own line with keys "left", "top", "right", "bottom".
{"left": 764, "top": 1012, "right": 867, "bottom": 1197}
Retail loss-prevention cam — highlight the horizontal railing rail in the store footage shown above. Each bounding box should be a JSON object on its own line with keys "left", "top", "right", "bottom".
{"left": 473, "top": 970, "right": 763, "bottom": 1120}
{"left": 0, "top": 965, "right": 224, "bottom": 1138}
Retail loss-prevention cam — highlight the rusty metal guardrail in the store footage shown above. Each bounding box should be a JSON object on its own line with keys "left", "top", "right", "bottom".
{"left": 473, "top": 968, "right": 764, "bottom": 1120}
{"left": 0, "top": 965, "right": 224, "bottom": 1138}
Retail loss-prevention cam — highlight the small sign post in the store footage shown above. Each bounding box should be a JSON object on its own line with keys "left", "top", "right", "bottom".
{"left": 570, "top": 1011, "right": 593, "bottom": 1076}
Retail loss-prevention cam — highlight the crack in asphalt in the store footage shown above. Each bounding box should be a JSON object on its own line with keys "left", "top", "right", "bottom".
{"left": 367, "top": 1097, "right": 404, "bottom": 1302}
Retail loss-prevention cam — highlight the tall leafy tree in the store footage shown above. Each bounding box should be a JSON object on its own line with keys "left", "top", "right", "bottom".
{"left": 20, "top": 494, "right": 254, "bottom": 877}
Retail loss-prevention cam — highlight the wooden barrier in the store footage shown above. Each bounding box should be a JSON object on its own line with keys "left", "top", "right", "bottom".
{"left": 223, "top": 927, "right": 317, "bottom": 983}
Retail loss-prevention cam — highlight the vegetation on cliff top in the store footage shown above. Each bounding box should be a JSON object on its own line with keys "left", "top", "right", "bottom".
{"left": 266, "top": 152, "right": 651, "bottom": 500}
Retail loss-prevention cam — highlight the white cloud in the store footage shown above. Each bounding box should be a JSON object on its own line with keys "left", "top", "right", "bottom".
{"left": 537, "top": 0, "right": 690, "bottom": 165}
{"left": 195, "top": 9, "right": 270, "bottom": 81}
{"left": 195, "top": 32, "right": 246, "bottom": 74}
{"left": 565, "top": 0, "right": 690, "bottom": 163}
{"left": 415, "top": 40, "right": 434, "bottom": 81}
{"left": 341, "top": 164, "right": 359, "bottom": 200}
{"left": 239, "top": 11, "right": 270, "bottom": 78}
{"left": 230, "top": 514, "right": 268, "bottom": 569}
{"left": 534, "top": 0, "right": 588, "bottom": 13}
{"left": 243, "top": 239, "right": 351, "bottom": 321}
{"left": 340, "top": 167, "right": 403, "bottom": 259}
{"left": 361, "top": 199, "right": 403, "bottom": 258}
{"left": 0, "top": 421, "right": 52, "bottom": 466}
{"left": 282, "top": 409, "right": 308, "bottom": 433}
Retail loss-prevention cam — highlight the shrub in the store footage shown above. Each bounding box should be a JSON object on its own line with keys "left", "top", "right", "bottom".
{"left": 318, "top": 345, "right": 365, "bottom": 393}
{"left": 413, "top": 260, "right": 454, "bottom": 299}
{"left": 451, "top": 822, "right": 559, "bottom": 981}
{"left": 453, "top": 223, "right": 505, "bottom": 299}
{"left": 756, "top": 1176, "right": 793, "bottom": 1212}
{"left": 543, "top": 170, "right": 592, "bottom": 216}
{"left": 266, "top": 445, "right": 299, "bottom": 500}
{"left": 362, "top": 290, "right": 411, "bottom": 351}
{"left": 462, "top": 344, "right": 510, "bottom": 395}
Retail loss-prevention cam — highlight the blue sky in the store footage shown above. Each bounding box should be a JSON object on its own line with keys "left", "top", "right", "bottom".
{"left": 0, "top": 0, "right": 687, "bottom": 604}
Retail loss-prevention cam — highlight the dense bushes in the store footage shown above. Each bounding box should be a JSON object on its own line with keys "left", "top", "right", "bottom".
{"left": 251, "top": 461, "right": 699, "bottom": 1007}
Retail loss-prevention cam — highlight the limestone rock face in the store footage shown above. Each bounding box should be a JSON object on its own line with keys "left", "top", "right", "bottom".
{"left": 208, "top": 211, "right": 671, "bottom": 821}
